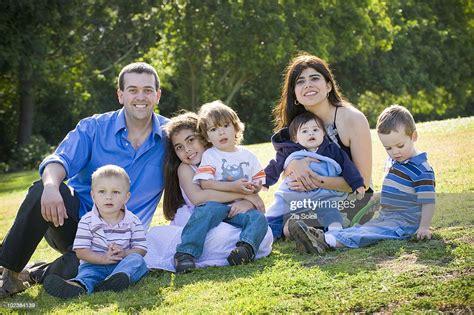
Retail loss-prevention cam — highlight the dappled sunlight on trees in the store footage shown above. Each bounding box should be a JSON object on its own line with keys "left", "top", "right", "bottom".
{"left": 0, "top": 0, "right": 472, "bottom": 170}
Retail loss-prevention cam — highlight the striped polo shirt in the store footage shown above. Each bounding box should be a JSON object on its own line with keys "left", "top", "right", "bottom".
{"left": 381, "top": 152, "right": 436, "bottom": 213}
{"left": 73, "top": 205, "right": 147, "bottom": 262}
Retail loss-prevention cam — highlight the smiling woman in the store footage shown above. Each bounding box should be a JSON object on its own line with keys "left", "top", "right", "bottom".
{"left": 265, "top": 52, "right": 375, "bottom": 250}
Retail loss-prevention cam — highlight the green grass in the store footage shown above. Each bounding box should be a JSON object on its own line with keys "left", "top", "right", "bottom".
{"left": 0, "top": 117, "right": 473, "bottom": 313}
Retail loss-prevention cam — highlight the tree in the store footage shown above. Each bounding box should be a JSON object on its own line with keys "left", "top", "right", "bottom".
{"left": 338, "top": 0, "right": 474, "bottom": 124}
{"left": 0, "top": 1, "right": 163, "bottom": 163}
{"left": 148, "top": 0, "right": 396, "bottom": 142}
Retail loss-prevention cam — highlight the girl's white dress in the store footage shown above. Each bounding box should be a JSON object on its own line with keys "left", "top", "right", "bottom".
{"left": 144, "top": 186, "right": 273, "bottom": 271}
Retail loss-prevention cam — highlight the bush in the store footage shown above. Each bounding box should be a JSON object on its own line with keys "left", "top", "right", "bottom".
{"left": 357, "top": 88, "right": 455, "bottom": 128}
{"left": 5, "top": 135, "right": 54, "bottom": 172}
{"left": 0, "top": 162, "right": 10, "bottom": 173}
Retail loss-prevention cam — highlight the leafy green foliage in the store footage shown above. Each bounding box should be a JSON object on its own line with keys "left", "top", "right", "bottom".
{"left": 3, "top": 135, "right": 53, "bottom": 173}
{"left": 0, "top": 1, "right": 472, "bottom": 165}
{"left": 337, "top": 0, "right": 473, "bottom": 125}
{"left": 0, "top": 0, "right": 163, "bottom": 163}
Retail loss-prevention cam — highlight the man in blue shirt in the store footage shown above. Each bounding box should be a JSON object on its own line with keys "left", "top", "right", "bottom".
{"left": 0, "top": 62, "right": 169, "bottom": 298}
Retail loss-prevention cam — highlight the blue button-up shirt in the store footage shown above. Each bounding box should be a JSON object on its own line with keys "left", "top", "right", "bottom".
{"left": 39, "top": 108, "right": 169, "bottom": 229}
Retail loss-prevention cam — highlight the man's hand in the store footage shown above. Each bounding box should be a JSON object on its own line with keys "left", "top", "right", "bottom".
{"left": 41, "top": 183, "right": 68, "bottom": 227}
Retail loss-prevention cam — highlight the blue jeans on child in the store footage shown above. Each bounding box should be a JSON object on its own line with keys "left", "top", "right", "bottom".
{"left": 326, "top": 210, "right": 420, "bottom": 248}
{"left": 176, "top": 201, "right": 268, "bottom": 258}
{"left": 72, "top": 253, "right": 148, "bottom": 293}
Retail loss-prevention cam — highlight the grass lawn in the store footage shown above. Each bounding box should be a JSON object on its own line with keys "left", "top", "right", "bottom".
{"left": 0, "top": 117, "right": 473, "bottom": 313}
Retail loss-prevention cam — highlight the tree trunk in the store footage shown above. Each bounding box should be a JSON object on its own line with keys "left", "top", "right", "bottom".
{"left": 187, "top": 60, "right": 198, "bottom": 109}
{"left": 225, "top": 75, "right": 250, "bottom": 105}
{"left": 17, "top": 70, "right": 34, "bottom": 145}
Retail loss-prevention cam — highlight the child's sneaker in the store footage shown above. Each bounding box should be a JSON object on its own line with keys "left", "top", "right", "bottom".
{"left": 43, "top": 275, "right": 86, "bottom": 299}
{"left": 227, "top": 242, "right": 255, "bottom": 266}
{"left": 288, "top": 219, "right": 328, "bottom": 254}
{"left": 94, "top": 272, "right": 130, "bottom": 293}
{"left": 174, "top": 252, "right": 196, "bottom": 273}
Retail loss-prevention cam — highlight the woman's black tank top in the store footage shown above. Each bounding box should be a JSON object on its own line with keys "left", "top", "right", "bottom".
{"left": 326, "top": 106, "right": 352, "bottom": 160}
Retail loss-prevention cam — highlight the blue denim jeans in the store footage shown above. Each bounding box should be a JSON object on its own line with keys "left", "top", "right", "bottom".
{"left": 326, "top": 211, "right": 420, "bottom": 248}
{"left": 176, "top": 201, "right": 268, "bottom": 258}
{"left": 72, "top": 253, "right": 148, "bottom": 293}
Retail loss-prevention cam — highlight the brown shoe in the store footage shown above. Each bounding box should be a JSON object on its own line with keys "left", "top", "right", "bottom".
{"left": 0, "top": 269, "right": 30, "bottom": 299}
{"left": 288, "top": 219, "right": 328, "bottom": 254}
{"left": 0, "top": 261, "right": 45, "bottom": 285}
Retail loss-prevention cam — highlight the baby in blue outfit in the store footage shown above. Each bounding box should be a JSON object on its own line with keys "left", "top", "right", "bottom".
{"left": 265, "top": 111, "right": 365, "bottom": 242}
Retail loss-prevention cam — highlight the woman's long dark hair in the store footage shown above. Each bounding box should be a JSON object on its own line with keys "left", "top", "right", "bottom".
{"left": 273, "top": 52, "right": 348, "bottom": 131}
{"left": 162, "top": 112, "right": 204, "bottom": 221}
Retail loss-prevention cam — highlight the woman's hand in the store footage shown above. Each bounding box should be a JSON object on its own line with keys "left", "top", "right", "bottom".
{"left": 285, "top": 158, "right": 324, "bottom": 191}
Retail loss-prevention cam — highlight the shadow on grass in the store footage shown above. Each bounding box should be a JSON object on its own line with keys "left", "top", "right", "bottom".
{"left": 5, "top": 254, "right": 278, "bottom": 313}
{"left": 288, "top": 225, "right": 473, "bottom": 276}
{"left": 5, "top": 270, "right": 174, "bottom": 313}
{"left": 2, "top": 227, "right": 471, "bottom": 312}
{"left": 2, "top": 225, "right": 471, "bottom": 313}
{"left": 160, "top": 250, "right": 278, "bottom": 289}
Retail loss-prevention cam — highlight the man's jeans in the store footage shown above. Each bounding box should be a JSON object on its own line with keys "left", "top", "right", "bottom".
{"left": 72, "top": 253, "right": 148, "bottom": 293}
{"left": 0, "top": 180, "right": 80, "bottom": 282}
{"left": 176, "top": 201, "right": 268, "bottom": 258}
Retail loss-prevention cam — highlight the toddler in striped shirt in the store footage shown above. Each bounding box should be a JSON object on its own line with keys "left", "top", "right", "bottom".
{"left": 44, "top": 165, "right": 148, "bottom": 298}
